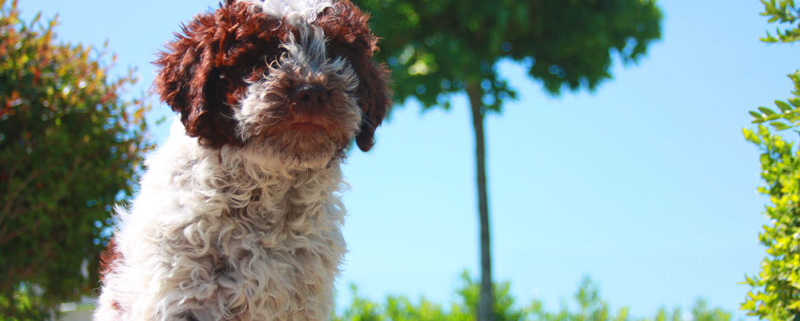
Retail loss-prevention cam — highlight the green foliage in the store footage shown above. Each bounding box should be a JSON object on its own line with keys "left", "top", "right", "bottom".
{"left": 760, "top": 0, "right": 800, "bottom": 43}
{"left": 333, "top": 273, "right": 732, "bottom": 321}
{"left": 0, "top": 286, "right": 49, "bottom": 321}
{"left": 749, "top": 71, "right": 800, "bottom": 131}
{"left": 742, "top": 124, "right": 800, "bottom": 320}
{"left": 742, "top": 1, "right": 800, "bottom": 320}
{"left": 352, "top": 0, "right": 662, "bottom": 111}
{"left": 0, "top": 0, "right": 151, "bottom": 318}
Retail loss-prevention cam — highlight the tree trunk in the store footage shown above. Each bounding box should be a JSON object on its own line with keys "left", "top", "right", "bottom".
{"left": 467, "top": 84, "right": 494, "bottom": 321}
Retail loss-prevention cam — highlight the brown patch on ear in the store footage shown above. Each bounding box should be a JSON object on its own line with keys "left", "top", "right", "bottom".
{"left": 317, "top": 0, "right": 392, "bottom": 152}
{"left": 154, "top": 1, "right": 286, "bottom": 148}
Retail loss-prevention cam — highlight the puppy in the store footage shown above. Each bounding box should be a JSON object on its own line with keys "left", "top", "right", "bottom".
{"left": 94, "top": 0, "right": 390, "bottom": 320}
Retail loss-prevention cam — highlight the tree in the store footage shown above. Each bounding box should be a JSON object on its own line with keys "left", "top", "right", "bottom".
{"left": 350, "top": 1, "right": 662, "bottom": 319}
{"left": 334, "top": 272, "right": 732, "bottom": 321}
{"left": 742, "top": 1, "right": 800, "bottom": 319}
{"left": 0, "top": 0, "right": 150, "bottom": 318}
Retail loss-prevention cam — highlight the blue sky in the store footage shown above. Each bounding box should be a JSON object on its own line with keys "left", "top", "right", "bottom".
{"left": 18, "top": 0, "right": 799, "bottom": 319}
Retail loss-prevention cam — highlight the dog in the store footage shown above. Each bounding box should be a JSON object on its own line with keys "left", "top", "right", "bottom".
{"left": 94, "top": 0, "right": 390, "bottom": 319}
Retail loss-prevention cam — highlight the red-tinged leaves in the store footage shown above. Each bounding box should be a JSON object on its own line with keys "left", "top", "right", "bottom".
{"left": 0, "top": 0, "right": 152, "bottom": 317}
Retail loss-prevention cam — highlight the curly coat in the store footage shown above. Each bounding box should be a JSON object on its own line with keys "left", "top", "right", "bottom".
{"left": 94, "top": 1, "right": 390, "bottom": 320}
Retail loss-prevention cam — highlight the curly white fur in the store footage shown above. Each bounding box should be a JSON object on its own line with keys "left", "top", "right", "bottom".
{"left": 95, "top": 121, "right": 347, "bottom": 321}
{"left": 243, "top": 0, "right": 333, "bottom": 24}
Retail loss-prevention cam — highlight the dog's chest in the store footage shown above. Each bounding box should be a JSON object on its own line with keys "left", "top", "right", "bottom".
{"left": 171, "top": 167, "right": 346, "bottom": 320}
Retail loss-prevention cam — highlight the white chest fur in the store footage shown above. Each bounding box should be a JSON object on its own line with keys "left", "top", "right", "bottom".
{"left": 96, "top": 122, "right": 347, "bottom": 321}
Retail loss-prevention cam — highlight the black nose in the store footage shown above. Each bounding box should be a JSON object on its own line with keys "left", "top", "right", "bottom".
{"left": 294, "top": 84, "right": 328, "bottom": 109}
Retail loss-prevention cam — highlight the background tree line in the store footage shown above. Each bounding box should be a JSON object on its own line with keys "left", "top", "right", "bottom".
{"left": 334, "top": 273, "right": 733, "bottom": 321}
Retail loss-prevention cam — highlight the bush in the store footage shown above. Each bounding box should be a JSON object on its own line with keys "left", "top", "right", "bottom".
{"left": 0, "top": 0, "right": 150, "bottom": 318}
{"left": 742, "top": 1, "right": 800, "bottom": 320}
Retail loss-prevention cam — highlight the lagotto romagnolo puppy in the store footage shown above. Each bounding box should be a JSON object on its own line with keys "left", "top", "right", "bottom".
{"left": 94, "top": 0, "right": 390, "bottom": 320}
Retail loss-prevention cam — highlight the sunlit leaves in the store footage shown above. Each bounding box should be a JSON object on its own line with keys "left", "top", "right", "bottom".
{"left": 760, "top": 0, "right": 800, "bottom": 43}
{"left": 0, "top": 0, "right": 151, "bottom": 318}
{"left": 743, "top": 3, "right": 800, "bottom": 319}
{"left": 749, "top": 72, "right": 800, "bottom": 133}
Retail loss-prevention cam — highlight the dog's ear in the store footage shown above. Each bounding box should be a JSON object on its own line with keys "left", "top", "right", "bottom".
{"left": 319, "top": 0, "right": 393, "bottom": 152}
{"left": 354, "top": 62, "right": 391, "bottom": 152}
{"left": 155, "top": 1, "right": 273, "bottom": 148}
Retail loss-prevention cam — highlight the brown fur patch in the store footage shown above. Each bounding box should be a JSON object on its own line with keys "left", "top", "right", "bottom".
{"left": 99, "top": 238, "right": 121, "bottom": 281}
{"left": 154, "top": 1, "right": 287, "bottom": 148}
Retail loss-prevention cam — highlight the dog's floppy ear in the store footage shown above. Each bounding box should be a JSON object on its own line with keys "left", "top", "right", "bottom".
{"left": 354, "top": 62, "right": 391, "bottom": 152}
{"left": 154, "top": 1, "right": 261, "bottom": 148}
{"left": 319, "top": 0, "right": 393, "bottom": 152}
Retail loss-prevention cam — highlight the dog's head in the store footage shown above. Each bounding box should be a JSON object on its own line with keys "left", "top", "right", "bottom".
{"left": 155, "top": 0, "right": 391, "bottom": 167}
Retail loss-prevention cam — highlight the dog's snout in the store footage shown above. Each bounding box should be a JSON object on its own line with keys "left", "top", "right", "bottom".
{"left": 294, "top": 84, "right": 328, "bottom": 109}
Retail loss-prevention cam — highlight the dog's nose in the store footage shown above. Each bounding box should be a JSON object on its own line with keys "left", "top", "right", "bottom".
{"left": 294, "top": 84, "right": 328, "bottom": 110}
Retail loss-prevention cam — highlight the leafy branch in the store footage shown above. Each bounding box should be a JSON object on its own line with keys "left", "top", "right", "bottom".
{"left": 761, "top": 0, "right": 800, "bottom": 43}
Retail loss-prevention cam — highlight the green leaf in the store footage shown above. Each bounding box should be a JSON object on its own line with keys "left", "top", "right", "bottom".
{"left": 744, "top": 128, "right": 762, "bottom": 144}
{"left": 775, "top": 100, "right": 793, "bottom": 112}
{"left": 760, "top": 106, "right": 778, "bottom": 116}
{"left": 770, "top": 121, "right": 791, "bottom": 130}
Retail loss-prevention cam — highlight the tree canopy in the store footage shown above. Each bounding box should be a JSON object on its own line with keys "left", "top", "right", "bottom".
{"left": 0, "top": 0, "right": 150, "bottom": 318}
{"left": 354, "top": 0, "right": 662, "bottom": 111}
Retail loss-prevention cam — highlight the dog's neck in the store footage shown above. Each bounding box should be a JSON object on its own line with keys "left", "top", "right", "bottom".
{"left": 202, "top": 144, "right": 344, "bottom": 222}
{"left": 144, "top": 121, "right": 345, "bottom": 225}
